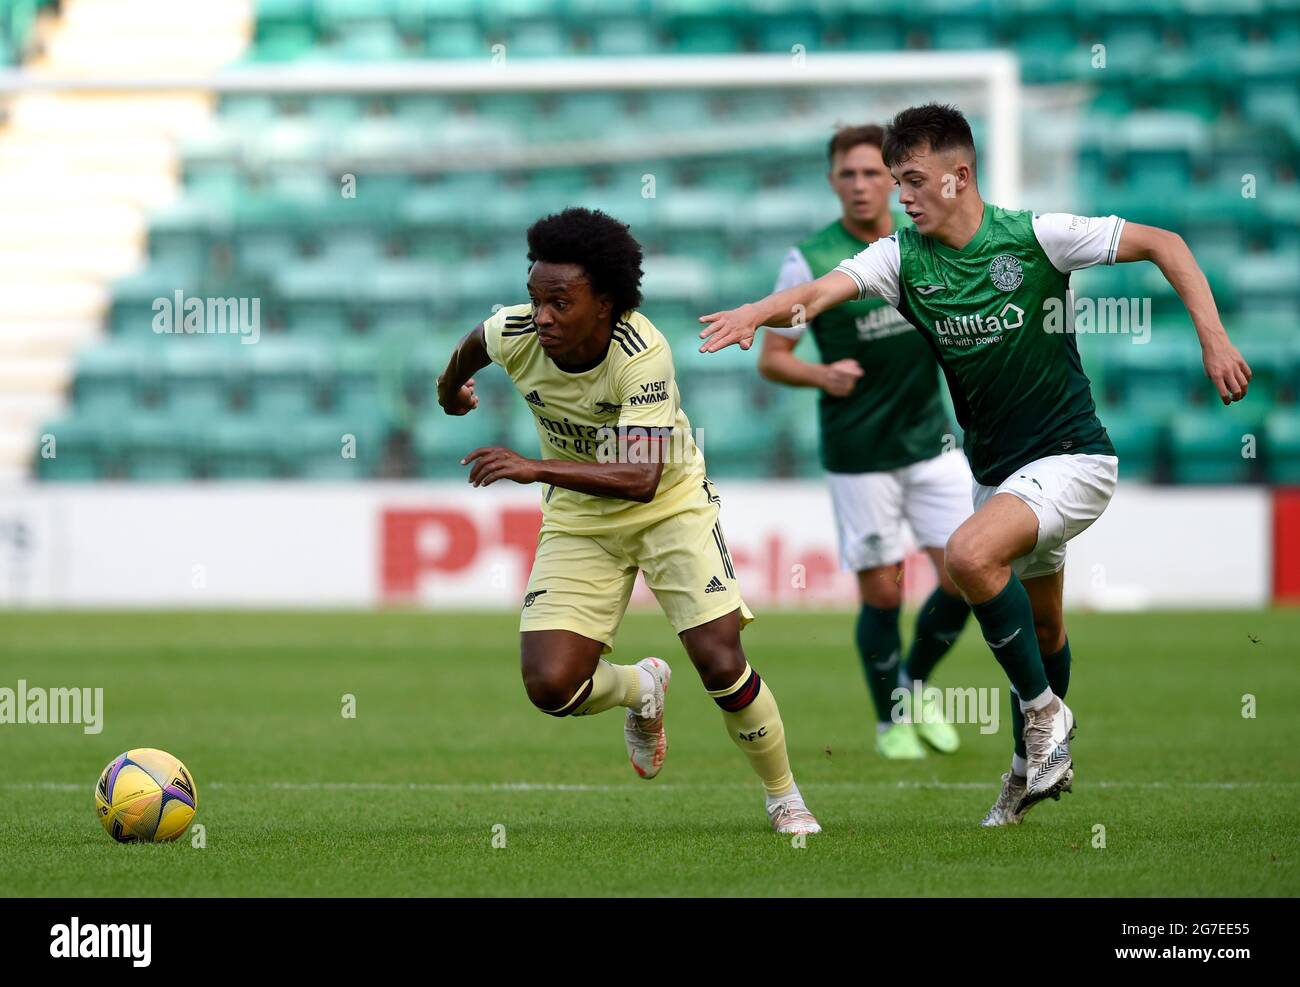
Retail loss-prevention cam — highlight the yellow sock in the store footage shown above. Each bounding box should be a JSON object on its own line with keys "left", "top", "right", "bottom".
{"left": 708, "top": 663, "right": 794, "bottom": 795}
{"left": 544, "top": 660, "right": 646, "bottom": 717}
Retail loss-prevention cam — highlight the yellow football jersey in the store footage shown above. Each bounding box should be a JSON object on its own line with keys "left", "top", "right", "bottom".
{"left": 483, "top": 304, "right": 707, "bottom": 536}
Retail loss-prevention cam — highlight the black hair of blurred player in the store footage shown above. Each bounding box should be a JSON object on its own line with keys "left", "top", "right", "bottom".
{"left": 524, "top": 207, "right": 645, "bottom": 369}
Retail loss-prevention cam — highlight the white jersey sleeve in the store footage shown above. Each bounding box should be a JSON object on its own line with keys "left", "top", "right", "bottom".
{"left": 832, "top": 234, "right": 902, "bottom": 306}
{"left": 1032, "top": 213, "right": 1126, "bottom": 273}
{"left": 765, "top": 248, "right": 815, "bottom": 340}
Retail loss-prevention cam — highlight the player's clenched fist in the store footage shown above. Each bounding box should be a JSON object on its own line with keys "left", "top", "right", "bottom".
{"left": 820, "top": 358, "right": 865, "bottom": 398}
{"left": 697, "top": 304, "right": 760, "bottom": 353}
{"left": 462, "top": 446, "right": 539, "bottom": 487}
{"left": 437, "top": 374, "right": 479, "bottom": 415}
{"left": 1201, "top": 337, "right": 1252, "bottom": 405}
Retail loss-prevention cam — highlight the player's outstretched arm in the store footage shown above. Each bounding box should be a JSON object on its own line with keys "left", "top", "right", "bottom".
{"left": 462, "top": 443, "right": 664, "bottom": 504}
{"left": 437, "top": 323, "right": 491, "bottom": 415}
{"left": 1116, "top": 223, "right": 1252, "bottom": 405}
{"left": 697, "top": 270, "right": 859, "bottom": 354}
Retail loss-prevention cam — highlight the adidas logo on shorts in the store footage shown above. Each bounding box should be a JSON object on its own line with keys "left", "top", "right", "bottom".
{"left": 524, "top": 390, "right": 545, "bottom": 407}
{"left": 704, "top": 576, "right": 727, "bottom": 594}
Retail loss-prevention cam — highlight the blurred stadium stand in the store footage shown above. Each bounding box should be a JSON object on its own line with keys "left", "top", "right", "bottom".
{"left": 13, "top": 0, "right": 1300, "bottom": 483}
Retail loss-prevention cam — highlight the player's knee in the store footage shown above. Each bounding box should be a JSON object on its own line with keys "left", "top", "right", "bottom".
{"left": 522, "top": 663, "right": 582, "bottom": 714}
{"left": 936, "top": 566, "right": 963, "bottom": 599}
{"left": 943, "top": 532, "right": 986, "bottom": 588}
{"left": 858, "top": 579, "right": 902, "bottom": 610}
{"left": 1034, "top": 617, "right": 1066, "bottom": 656}
{"left": 695, "top": 641, "right": 747, "bottom": 692}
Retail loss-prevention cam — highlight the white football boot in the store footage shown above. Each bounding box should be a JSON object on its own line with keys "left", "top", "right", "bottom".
{"left": 624, "top": 657, "right": 670, "bottom": 779}
{"left": 981, "top": 768, "right": 1074, "bottom": 826}
{"left": 1023, "top": 697, "right": 1075, "bottom": 799}
{"left": 766, "top": 789, "right": 822, "bottom": 835}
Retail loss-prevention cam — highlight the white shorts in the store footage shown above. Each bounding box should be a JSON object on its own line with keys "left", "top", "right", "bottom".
{"left": 827, "top": 449, "right": 974, "bottom": 571}
{"left": 972, "top": 453, "right": 1119, "bottom": 580}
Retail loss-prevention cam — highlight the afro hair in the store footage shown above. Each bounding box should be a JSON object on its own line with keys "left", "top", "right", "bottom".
{"left": 525, "top": 207, "right": 644, "bottom": 319}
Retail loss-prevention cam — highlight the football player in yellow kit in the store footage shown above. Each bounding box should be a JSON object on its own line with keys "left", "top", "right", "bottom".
{"left": 436, "top": 207, "right": 819, "bottom": 835}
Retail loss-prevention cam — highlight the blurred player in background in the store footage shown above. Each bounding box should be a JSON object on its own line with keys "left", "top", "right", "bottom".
{"left": 699, "top": 103, "right": 1252, "bottom": 825}
{"left": 757, "top": 125, "right": 972, "bottom": 761}
{"left": 436, "top": 207, "right": 820, "bottom": 835}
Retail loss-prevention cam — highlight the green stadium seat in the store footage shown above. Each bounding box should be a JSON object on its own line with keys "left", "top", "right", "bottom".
{"left": 248, "top": 339, "right": 327, "bottom": 418}
{"left": 1234, "top": 337, "right": 1296, "bottom": 406}
{"left": 667, "top": 18, "right": 743, "bottom": 53}
{"left": 755, "top": 14, "right": 822, "bottom": 53}
{"left": 1103, "top": 339, "right": 1201, "bottom": 414}
{"left": 37, "top": 416, "right": 113, "bottom": 481}
{"left": 161, "top": 341, "right": 236, "bottom": 417}
{"left": 425, "top": 20, "right": 484, "bottom": 58}
{"left": 249, "top": 23, "right": 316, "bottom": 61}
{"left": 122, "top": 416, "right": 200, "bottom": 481}
{"left": 928, "top": 17, "right": 998, "bottom": 51}
{"left": 503, "top": 21, "right": 573, "bottom": 57}
{"left": 507, "top": 406, "right": 543, "bottom": 451}
{"left": 1265, "top": 409, "right": 1300, "bottom": 484}
{"left": 1167, "top": 405, "right": 1264, "bottom": 484}
{"left": 482, "top": 0, "right": 563, "bottom": 20}
{"left": 1013, "top": 17, "right": 1080, "bottom": 82}
{"left": 207, "top": 417, "right": 281, "bottom": 479}
{"left": 286, "top": 417, "right": 387, "bottom": 478}
{"left": 73, "top": 344, "right": 143, "bottom": 414}
{"left": 255, "top": 0, "right": 315, "bottom": 28}
{"left": 589, "top": 18, "right": 657, "bottom": 55}
{"left": 1099, "top": 408, "right": 1164, "bottom": 481}
{"left": 413, "top": 413, "right": 503, "bottom": 477}
{"left": 1086, "top": 21, "right": 1165, "bottom": 78}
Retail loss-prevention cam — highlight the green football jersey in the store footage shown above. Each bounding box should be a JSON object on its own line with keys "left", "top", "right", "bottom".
{"left": 834, "top": 204, "right": 1120, "bottom": 486}
{"left": 773, "top": 215, "right": 951, "bottom": 474}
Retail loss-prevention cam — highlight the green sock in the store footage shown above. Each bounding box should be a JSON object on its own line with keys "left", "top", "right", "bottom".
{"left": 904, "top": 587, "right": 970, "bottom": 684}
{"left": 855, "top": 602, "right": 902, "bottom": 724}
{"left": 1012, "top": 638, "right": 1072, "bottom": 759}
{"left": 971, "top": 573, "right": 1049, "bottom": 702}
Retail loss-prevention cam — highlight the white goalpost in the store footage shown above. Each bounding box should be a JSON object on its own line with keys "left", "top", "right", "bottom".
{"left": 0, "top": 51, "right": 1023, "bottom": 204}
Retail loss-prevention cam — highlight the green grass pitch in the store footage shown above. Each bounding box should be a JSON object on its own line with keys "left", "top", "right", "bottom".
{"left": 0, "top": 608, "right": 1296, "bottom": 897}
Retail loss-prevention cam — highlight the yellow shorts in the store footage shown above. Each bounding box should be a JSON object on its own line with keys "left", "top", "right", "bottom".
{"left": 519, "top": 489, "right": 754, "bottom": 653}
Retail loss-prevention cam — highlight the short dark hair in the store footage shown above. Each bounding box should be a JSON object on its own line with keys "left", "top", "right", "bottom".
{"left": 827, "top": 124, "right": 885, "bottom": 163}
{"left": 881, "top": 103, "right": 977, "bottom": 172}
{"left": 525, "top": 207, "right": 644, "bottom": 318}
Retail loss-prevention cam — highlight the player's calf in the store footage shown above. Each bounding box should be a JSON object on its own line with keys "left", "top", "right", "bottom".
{"left": 682, "top": 613, "right": 821, "bottom": 834}
{"left": 521, "top": 635, "right": 654, "bottom": 719}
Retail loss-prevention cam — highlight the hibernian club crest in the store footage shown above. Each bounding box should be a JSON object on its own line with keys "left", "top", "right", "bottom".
{"left": 989, "top": 254, "right": 1023, "bottom": 291}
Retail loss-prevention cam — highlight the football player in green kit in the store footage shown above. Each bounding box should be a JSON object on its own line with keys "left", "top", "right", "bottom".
{"left": 702, "top": 104, "right": 1251, "bottom": 825}
{"left": 756, "top": 125, "right": 972, "bottom": 762}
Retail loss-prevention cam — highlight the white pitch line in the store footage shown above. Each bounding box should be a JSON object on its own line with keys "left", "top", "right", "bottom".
{"left": 5, "top": 780, "right": 1297, "bottom": 794}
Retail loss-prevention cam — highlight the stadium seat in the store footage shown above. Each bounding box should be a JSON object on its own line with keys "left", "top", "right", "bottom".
{"left": 38, "top": 415, "right": 113, "bottom": 481}
{"left": 248, "top": 339, "right": 328, "bottom": 418}
{"left": 1265, "top": 409, "right": 1300, "bottom": 484}
{"left": 1167, "top": 405, "right": 1265, "bottom": 484}
{"left": 287, "top": 417, "right": 387, "bottom": 478}
{"left": 72, "top": 344, "right": 144, "bottom": 415}
{"left": 413, "top": 412, "right": 503, "bottom": 477}
{"left": 160, "top": 341, "right": 237, "bottom": 418}
{"left": 1099, "top": 407, "right": 1164, "bottom": 481}
{"left": 207, "top": 417, "right": 281, "bottom": 479}
{"left": 122, "top": 416, "right": 201, "bottom": 481}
